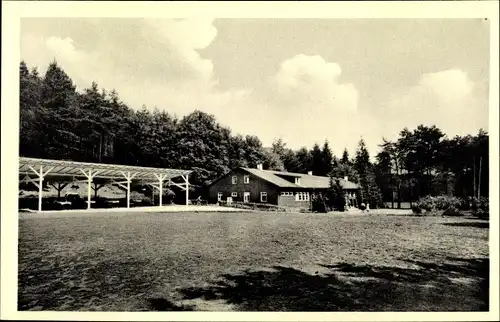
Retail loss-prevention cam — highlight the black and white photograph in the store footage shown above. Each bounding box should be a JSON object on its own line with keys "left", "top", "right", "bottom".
{"left": 1, "top": 1, "right": 499, "bottom": 320}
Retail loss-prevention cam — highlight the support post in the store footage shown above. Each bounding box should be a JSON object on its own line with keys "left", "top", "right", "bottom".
{"left": 28, "top": 165, "right": 54, "bottom": 212}
{"left": 120, "top": 171, "right": 137, "bottom": 209}
{"left": 87, "top": 170, "right": 92, "bottom": 209}
{"left": 184, "top": 173, "right": 189, "bottom": 206}
{"left": 79, "top": 169, "right": 100, "bottom": 210}
{"left": 49, "top": 182, "right": 69, "bottom": 199}
{"left": 127, "top": 172, "right": 131, "bottom": 208}
{"left": 159, "top": 174, "right": 164, "bottom": 207}
{"left": 38, "top": 166, "right": 43, "bottom": 212}
{"left": 154, "top": 174, "right": 165, "bottom": 207}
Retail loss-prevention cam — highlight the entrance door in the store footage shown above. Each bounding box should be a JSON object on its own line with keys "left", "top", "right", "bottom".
{"left": 243, "top": 192, "right": 250, "bottom": 203}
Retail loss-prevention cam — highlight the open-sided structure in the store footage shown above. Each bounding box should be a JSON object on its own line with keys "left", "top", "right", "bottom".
{"left": 19, "top": 157, "right": 192, "bottom": 211}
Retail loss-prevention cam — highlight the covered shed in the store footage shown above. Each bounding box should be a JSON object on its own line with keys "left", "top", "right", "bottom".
{"left": 18, "top": 157, "right": 192, "bottom": 211}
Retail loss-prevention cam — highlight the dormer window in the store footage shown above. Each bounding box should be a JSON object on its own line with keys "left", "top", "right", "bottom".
{"left": 295, "top": 177, "right": 300, "bottom": 185}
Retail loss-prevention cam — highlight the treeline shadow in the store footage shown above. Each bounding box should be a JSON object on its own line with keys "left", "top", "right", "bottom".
{"left": 442, "top": 222, "right": 489, "bottom": 228}
{"left": 176, "top": 257, "right": 489, "bottom": 311}
{"left": 147, "top": 298, "right": 194, "bottom": 311}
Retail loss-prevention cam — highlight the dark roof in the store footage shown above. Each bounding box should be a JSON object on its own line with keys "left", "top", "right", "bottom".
{"left": 240, "top": 167, "right": 359, "bottom": 190}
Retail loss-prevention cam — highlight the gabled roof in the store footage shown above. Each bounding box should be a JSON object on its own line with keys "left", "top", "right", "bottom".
{"left": 240, "top": 167, "right": 359, "bottom": 190}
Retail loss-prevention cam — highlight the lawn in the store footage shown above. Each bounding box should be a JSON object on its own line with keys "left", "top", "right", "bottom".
{"left": 18, "top": 211, "right": 489, "bottom": 311}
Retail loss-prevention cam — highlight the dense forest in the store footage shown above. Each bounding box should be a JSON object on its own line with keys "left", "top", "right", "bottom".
{"left": 19, "top": 60, "right": 489, "bottom": 206}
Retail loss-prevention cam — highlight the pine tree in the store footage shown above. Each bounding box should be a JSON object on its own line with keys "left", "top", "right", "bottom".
{"left": 310, "top": 143, "right": 323, "bottom": 175}
{"left": 19, "top": 62, "right": 43, "bottom": 157}
{"left": 341, "top": 148, "right": 350, "bottom": 165}
{"left": 39, "top": 60, "right": 79, "bottom": 159}
{"left": 326, "top": 176, "right": 346, "bottom": 211}
{"left": 79, "top": 82, "right": 109, "bottom": 161}
{"left": 271, "top": 138, "right": 287, "bottom": 158}
{"left": 355, "top": 139, "right": 383, "bottom": 208}
{"left": 295, "top": 147, "right": 312, "bottom": 173}
{"left": 322, "top": 140, "right": 334, "bottom": 176}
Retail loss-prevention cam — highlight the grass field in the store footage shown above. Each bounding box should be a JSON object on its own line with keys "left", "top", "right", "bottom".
{"left": 18, "top": 211, "right": 489, "bottom": 311}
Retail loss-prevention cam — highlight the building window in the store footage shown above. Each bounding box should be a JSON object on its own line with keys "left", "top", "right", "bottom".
{"left": 217, "top": 192, "right": 223, "bottom": 202}
{"left": 260, "top": 192, "right": 268, "bottom": 203}
{"left": 231, "top": 192, "right": 238, "bottom": 198}
{"left": 232, "top": 176, "right": 237, "bottom": 184}
{"left": 295, "top": 192, "right": 310, "bottom": 201}
{"left": 244, "top": 175, "right": 250, "bottom": 184}
{"left": 281, "top": 192, "right": 293, "bottom": 196}
{"left": 244, "top": 192, "right": 250, "bottom": 203}
{"left": 294, "top": 177, "right": 301, "bottom": 185}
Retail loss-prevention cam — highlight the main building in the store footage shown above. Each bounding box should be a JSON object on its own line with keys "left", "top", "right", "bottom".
{"left": 207, "top": 164, "right": 359, "bottom": 210}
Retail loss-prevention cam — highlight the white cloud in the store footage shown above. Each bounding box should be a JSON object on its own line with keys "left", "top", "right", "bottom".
{"left": 384, "top": 69, "right": 487, "bottom": 140}
{"left": 145, "top": 18, "right": 217, "bottom": 84}
{"left": 148, "top": 18, "right": 217, "bottom": 50}
{"left": 45, "top": 37, "right": 88, "bottom": 63}
{"left": 272, "top": 54, "right": 358, "bottom": 112}
{"left": 419, "top": 69, "right": 474, "bottom": 105}
{"left": 182, "top": 54, "right": 363, "bottom": 157}
{"left": 21, "top": 19, "right": 224, "bottom": 109}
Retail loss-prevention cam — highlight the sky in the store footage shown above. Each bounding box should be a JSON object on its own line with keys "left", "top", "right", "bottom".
{"left": 20, "top": 18, "right": 490, "bottom": 157}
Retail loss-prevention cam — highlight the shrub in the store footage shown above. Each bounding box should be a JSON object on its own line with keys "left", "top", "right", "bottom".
{"left": 459, "top": 197, "right": 472, "bottom": 211}
{"left": 471, "top": 197, "right": 489, "bottom": 219}
{"left": 142, "top": 196, "right": 154, "bottom": 206}
{"left": 129, "top": 191, "right": 144, "bottom": 200}
{"left": 161, "top": 189, "right": 176, "bottom": 204}
{"left": 311, "top": 194, "right": 328, "bottom": 213}
{"left": 413, "top": 195, "right": 464, "bottom": 215}
{"left": 411, "top": 205, "right": 422, "bottom": 215}
{"left": 442, "top": 206, "right": 464, "bottom": 217}
{"left": 326, "top": 178, "right": 346, "bottom": 212}
{"left": 415, "top": 196, "right": 434, "bottom": 212}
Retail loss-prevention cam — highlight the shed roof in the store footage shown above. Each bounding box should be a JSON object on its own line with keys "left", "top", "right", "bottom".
{"left": 19, "top": 157, "right": 192, "bottom": 182}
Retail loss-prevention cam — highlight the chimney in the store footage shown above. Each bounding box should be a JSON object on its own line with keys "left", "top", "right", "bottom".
{"left": 344, "top": 176, "right": 348, "bottom": 181}
{"left": 307, "top": 171, "right": 313, "bottom": 175}
{"left": 257, "top": 164, "right": 263, "bottom": 170}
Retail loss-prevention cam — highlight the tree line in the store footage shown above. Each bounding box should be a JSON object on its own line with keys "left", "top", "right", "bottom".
{"left": 19, "top": 60, "right": 488, "bottom": 206}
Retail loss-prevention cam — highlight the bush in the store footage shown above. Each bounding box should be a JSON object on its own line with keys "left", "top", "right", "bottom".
{"left": 411, "top": 205, "right": 422, "bottom": 215}
{"left": 459, "top": 197, "right": 472, "bottom": 211}
{"left": 311, "top": 194, "right": 328, "bottom": 213}
{"left": 326, "top": 178, "right": 346, "bottom": 212}
{"left": 442, "top": 206, "right": 464, "bottom": 217}
{"left": 413, "top": 195, "right": 464, "bottom": 215}
{"left": 471, "top": 197, "right": 489, "bottom": 219}
{"left": 141, "top": 196, "right": 154, "bottom": 206}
